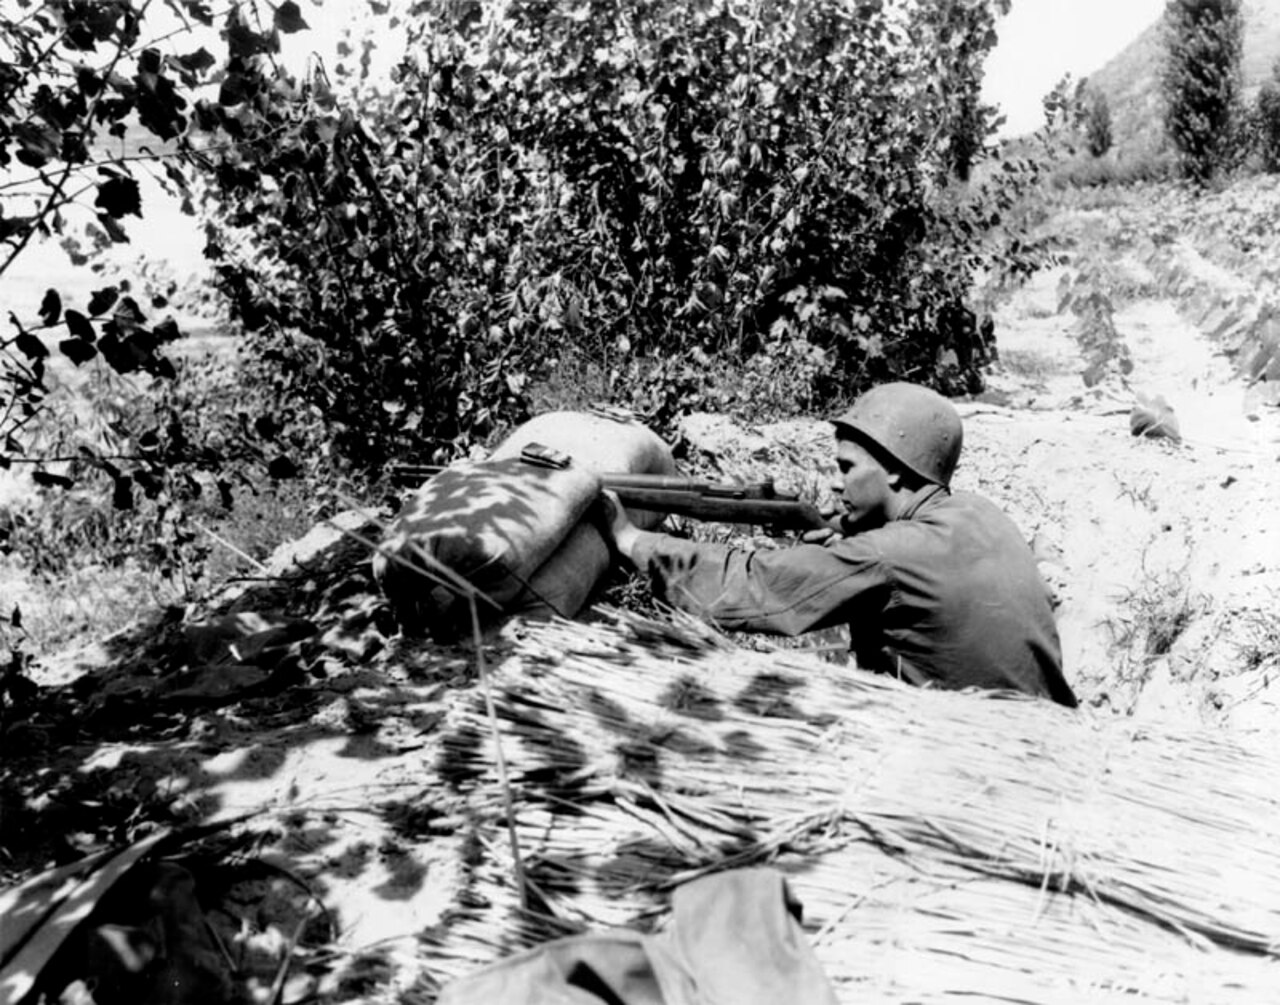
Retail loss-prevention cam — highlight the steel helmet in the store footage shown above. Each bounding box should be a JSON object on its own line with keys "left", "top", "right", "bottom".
{"left": 831, "top": 382, "right": 963, "bottom": 487}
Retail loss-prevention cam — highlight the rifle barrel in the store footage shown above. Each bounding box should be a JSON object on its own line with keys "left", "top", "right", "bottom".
{"left": 388, "top": 464, "right": 780, "bottom": 499}
{"left": 386, "top": 462, "right": 828, "bottom": 531}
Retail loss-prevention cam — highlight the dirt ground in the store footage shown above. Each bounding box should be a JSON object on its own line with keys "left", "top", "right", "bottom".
{"left": 970, "top": 191, "right": 1280, "bottom": 731}
{"left": 3, "top": 185, "right": 1279, "bottom": 1001}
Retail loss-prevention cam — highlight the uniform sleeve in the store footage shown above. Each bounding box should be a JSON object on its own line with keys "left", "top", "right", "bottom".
{"left": 628, "top": 530, "right": 892, "bottom": 637}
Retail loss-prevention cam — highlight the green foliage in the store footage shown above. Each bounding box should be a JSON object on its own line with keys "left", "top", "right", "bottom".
{"left": 197, "top": 0, "right": 1048, "bottom": 471}
{"left": 0, "top": 1, "right": 335, "bottom": 651}
{"left": 1252, "top": 61, "right": 1280, "bottom": 173}
{"left": 0, "top": 1, "right": 216, "bottom": 458}
{"left": 1056, "top": 266, "right": 1134, "bottom": 387}
{"left": 0, "top": 2, "right": 310, "bottom": 490}
{"left": 1085, "top": 90, "right": 1114, "bottom": 158}
{"left": 1161, "top": 0, "right": 1244, "bottom": 185}
{"left": 9, "top": 345, "right": 323, "bottom": 589}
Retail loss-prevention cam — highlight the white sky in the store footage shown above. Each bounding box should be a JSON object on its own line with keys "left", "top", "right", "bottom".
{"left": 983, "top": 0, "right": 1167, "bottom": 135}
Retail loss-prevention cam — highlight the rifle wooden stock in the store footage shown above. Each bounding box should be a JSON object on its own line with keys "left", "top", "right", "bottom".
{"left": 387, "top": 463, "right": 832, "bottom": 532}
{"left": 608, "top": 484, "right": 830, "bottom": 531}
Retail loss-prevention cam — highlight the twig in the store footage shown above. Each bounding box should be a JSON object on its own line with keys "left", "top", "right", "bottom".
{"left": 194, "top": 520, "right": 271, "bottom": 574}
{"left": 470, "top": 594, "right": 533, "bottom": 913}
{"left": 267, "top": 915, "right": 310, "bottom": 1005}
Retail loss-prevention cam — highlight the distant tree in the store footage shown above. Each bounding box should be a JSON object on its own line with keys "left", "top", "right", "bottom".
{"left": 1041, "top": 74, "right": 1088, "bottom": 135}
{"left": 921, "top": 0, "right": 1012, "bottom": 182}
{"left": 1161, "top": 0, "right": 1243, "bottom": 184}
{"left": 1254, "top": 61, "right": 1280, "bottom": 173}
{"left": 1085, "top": 90, "right": 1114, "bottom": 158}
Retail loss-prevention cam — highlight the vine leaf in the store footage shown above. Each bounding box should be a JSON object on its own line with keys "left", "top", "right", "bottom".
{"left": 95, "top": 177, "right": 143, "bottom": 219}
{"left": 39, "top": 289, "right": 62, "bottom": 327}
{"left": 15, "top": 332, "right": 48, "bottom": 360}
{"left": 274, "top": 1, "right": 309, "bottom": 33}
{"left": 65, "top": 310, "right": 97, "bottom": 340}
{"left": 88, "top": 286, "right": 120, "bottom": 316}
{"left": 60, "top": 338, "right": 98, "bottom": 365}
{"left": 179, "top": 1, "right": 214, "bottom": 27}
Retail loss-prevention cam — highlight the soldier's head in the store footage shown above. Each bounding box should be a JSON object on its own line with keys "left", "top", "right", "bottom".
{"left": 829, "top": 382, "right": 963, "bottom": 530}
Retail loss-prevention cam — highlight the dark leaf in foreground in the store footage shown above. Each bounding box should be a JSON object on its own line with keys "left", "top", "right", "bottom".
{"left": 182, "top": 0, "right": 214, "bottom": 26}
{"left": 274, "top": 1, "right": 309, "bottom": 33}
{"left": 60, "top": 338, "right": 98, "bottom": 365}
{"left": 65, "top": 309, "right": 96, "bottom": 340}
{"left": 32, "top": 471, "right": 74, "bottom": 489}
{"left": 88, "top": 286, "right": 119, "bottom": 316}
{"left": 173, "top": 46, "right": 216, "bottom": 75}
{"left": 39, "top": 289, "right": 61, "bottom": 326}
{"left": 16, "top": 332, "right": 48, "bottom": 360}
{"left": 153, "top": 317, "right": 182, "bottom": 342}
{"left": 95, "top": 177, "right": 142, "bottom": 219}
{"left": 226, "top": 19, "right": 278, "bottom": 58}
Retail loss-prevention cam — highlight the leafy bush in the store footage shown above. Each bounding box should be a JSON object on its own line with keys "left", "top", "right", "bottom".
{"left": 2, "top": 6, "right": 302, "bottom": 510}
{"left": 1161, "top": 0, "right": 1244, "bottom": 185}
{"left": 196, "top": 0, "right": 1050, "bottom": 473}
{"left": 0, "top": 1, "right": 250, "bottom": 464}
{"left": 1048, "top": 152, "right": 1176, "bottom": 190}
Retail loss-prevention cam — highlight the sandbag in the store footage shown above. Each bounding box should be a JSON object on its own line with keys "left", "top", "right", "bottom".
{"left": 374, "top": 456, "right": 602, "bottom": 639}
{"left": 497, "top": 410, "right": 676, "bottom": 623}
{"left": 511, "top": 516, "right": 613, "bottom": 621}
{"left": 490, "top": 410, "right": 676, "bottom": 530}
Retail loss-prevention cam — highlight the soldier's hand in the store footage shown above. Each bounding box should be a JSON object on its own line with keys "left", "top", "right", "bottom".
{"left": 801, "top": 508, "right": 846, "bottom": 545}
{"left": 598, "top": 489, "right": 640, "bottom": 560}
{"left": 801, "top": 526, "right": 838, "bottom": 545}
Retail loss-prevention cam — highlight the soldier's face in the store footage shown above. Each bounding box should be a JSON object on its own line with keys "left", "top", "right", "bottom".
{"left": 833, "top": 438, "right": 896, "bottom": 532}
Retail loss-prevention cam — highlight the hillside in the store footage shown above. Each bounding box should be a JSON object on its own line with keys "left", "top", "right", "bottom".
{"left": 1087, "top": 0, "right": 1280, "bottom": 158}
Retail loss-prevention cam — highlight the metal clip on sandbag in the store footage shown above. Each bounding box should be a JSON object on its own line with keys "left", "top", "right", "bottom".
{"left": 519, "top": 442, "right": 573, "bottom": 470}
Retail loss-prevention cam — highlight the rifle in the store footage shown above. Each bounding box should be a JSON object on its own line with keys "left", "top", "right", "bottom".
{"left": 387, "top": 459, "right": 837, "bottom": 533}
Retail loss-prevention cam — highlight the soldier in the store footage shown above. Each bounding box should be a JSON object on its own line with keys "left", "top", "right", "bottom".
{"left": 602, "top": 382, "right": 1078, "bottom": 707}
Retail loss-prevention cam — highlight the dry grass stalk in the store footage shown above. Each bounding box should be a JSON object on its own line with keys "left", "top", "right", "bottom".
{"left": 325, "top": 498, "right": 532, "bottom": 916}
{"left": 419, "top": 609, "right": 1280, "bottom": 1002}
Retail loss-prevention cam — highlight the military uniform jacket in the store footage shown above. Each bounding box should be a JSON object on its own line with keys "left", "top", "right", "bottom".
{"left": 630, "top": 485, "right": 1077, "bottom": 707}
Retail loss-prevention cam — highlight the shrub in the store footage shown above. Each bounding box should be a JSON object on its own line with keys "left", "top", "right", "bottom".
{"left": 0, "top": 2, "right": 322, "bottom": 629}
{"left": 1085, "top": 91, "right": 1114, "bottom": 158}
{"left": 1161, "top": 0, "right": 1244, "bottom": 185}
{"left": 194, "top": 0, "right": 1051, "bottom": 473}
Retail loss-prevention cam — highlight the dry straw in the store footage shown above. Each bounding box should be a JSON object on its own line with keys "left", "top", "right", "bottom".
{"left": 422, "top": 609, "right": 1280, "bottom": 1002}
